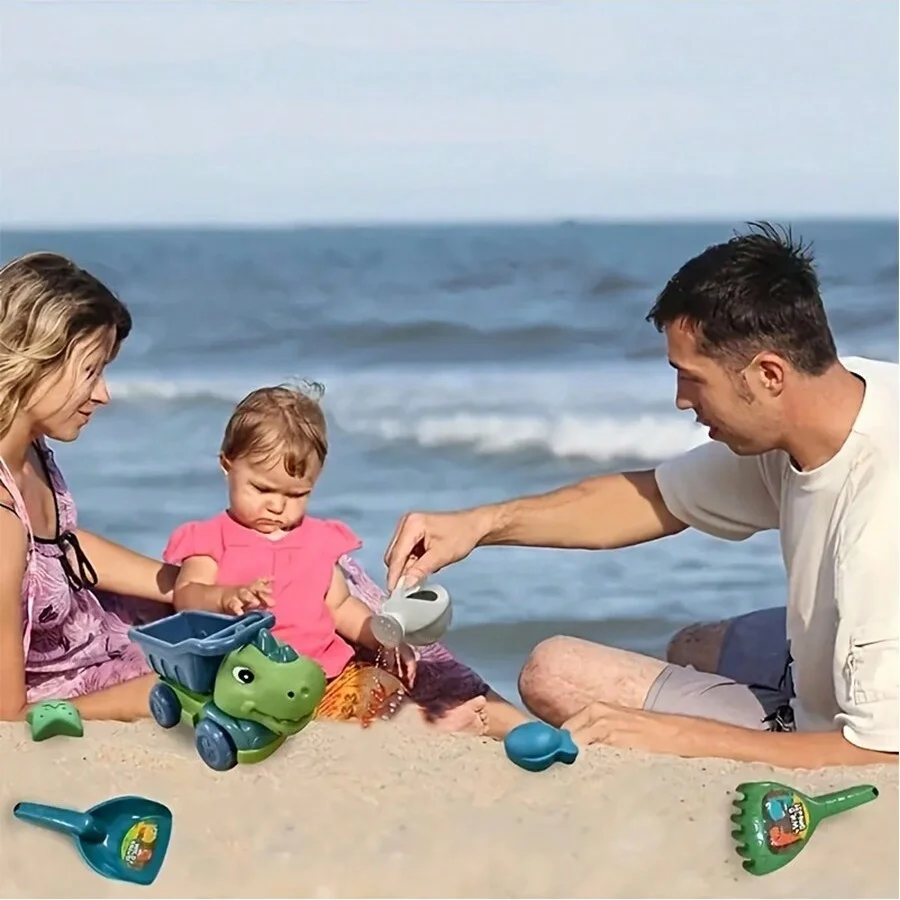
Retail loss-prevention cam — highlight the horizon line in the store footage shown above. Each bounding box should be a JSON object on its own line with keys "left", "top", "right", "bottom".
{"left": 3, "top": 213, "right": 897, "bottom": 232}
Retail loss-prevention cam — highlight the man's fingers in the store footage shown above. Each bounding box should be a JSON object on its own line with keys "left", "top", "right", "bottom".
{"left": 383, "top": 514, "right": 409, "bottom": 569}
{"left": 386, "top": 520, "right": 426, "bottom": 591}
{"left": 400, "top": 547, "right": 443, "bottom": 591}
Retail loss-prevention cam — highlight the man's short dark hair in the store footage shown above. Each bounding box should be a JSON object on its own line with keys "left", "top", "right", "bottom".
{"left": 646, "top": 222, "right": 838, "bottom": 375}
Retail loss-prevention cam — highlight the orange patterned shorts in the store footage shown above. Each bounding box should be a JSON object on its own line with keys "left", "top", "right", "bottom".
{"left": 314, "top": 661, "right": 407, "bottom": 727}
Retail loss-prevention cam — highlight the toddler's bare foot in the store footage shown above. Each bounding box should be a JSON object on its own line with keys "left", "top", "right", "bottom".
{"left": 422, "top": 695, "right": 489, "bottom": 736}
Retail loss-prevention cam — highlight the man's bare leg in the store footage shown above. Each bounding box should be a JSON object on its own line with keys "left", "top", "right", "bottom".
{"left": 665, "top": 619, "right": 731, "bottom": 673}
{"left": 517, "top": 636, "right": 667, "bottom": 726}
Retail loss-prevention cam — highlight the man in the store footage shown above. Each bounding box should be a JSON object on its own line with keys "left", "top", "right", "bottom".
{"left": 384, "top": 223, "right": 898, "bottom": 768}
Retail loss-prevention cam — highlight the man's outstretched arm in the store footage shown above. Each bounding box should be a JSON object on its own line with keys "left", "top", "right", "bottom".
{"left": 481, "top": 469, "right": 688, "bottom": 550}
{"left": 385, "top": 469, "right": 688, "bottom": 589}
{"left": 563, "top": 702, "right": 897, "bottom": 768}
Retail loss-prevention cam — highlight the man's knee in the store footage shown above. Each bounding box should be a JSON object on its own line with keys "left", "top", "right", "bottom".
{"left": 517, "top": 635, "right": 575, "bottom": 717}
{"left": 665, "top": 619, "right": 730, "bottom": 674}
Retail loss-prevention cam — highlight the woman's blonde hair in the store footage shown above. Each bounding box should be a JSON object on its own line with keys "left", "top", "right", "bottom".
{"left": 0, "top": 252, "right": 132, "bottom": 438}
{"left": 221, "top": 382, "right": 328, "bottom": 478}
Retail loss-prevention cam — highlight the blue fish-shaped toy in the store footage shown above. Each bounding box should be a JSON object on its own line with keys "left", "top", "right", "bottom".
{"left": 504, "top": 721, "right": 579, "bottom": 772}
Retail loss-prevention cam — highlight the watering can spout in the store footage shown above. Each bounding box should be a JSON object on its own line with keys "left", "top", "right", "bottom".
{"left": 13, "top": 802, "right": 103, "bottom": 842}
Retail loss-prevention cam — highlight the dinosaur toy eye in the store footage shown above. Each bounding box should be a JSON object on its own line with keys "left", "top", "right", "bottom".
{"left": 232, "top": 666, "right": 255, "bottom": 684}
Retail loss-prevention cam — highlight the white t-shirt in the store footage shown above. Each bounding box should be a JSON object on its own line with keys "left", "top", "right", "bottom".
{"left": 655, "top": 356, "right": 898, "bottom": 753}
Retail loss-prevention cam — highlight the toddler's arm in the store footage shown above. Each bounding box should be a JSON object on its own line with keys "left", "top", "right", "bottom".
{"left": 174, "top": 556, "right": 273, "bottom": 615}
{"left": 324, "top": 565, "right": 379, "bottom": 650}
{"left": 325, "top": 566, "right": 417, "bottom": 685}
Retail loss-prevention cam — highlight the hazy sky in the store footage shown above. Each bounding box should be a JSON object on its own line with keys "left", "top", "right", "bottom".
{"left": 2, "top": 1, "right": 897, "bottom": 226}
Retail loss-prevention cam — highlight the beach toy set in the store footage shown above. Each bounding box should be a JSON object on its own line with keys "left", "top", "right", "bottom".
{"left": 11, "top": 586, "right": 458, "bottom": 886}
{"left": 13, "top": 591, "right": 881, "bottom": 885}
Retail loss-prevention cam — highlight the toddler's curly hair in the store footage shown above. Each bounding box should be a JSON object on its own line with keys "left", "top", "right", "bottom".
{"left": 221, "top": 381, "right": 327, "bottom": 478}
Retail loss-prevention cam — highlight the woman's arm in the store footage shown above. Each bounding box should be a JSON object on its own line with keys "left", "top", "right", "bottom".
{"left": 325, "top": 566, "right": 379, "bottom": 651}
{"left": 0, "top": 510, "right": 31, "bottom": 720}
{"left": 66, "top": 674, "right": 157, "bottom": 722}
{"left": 0, "top": 512, "right": 156, "bottom": 723}
{"left": 74, "top": 529, "right": 178, "bottom": 604}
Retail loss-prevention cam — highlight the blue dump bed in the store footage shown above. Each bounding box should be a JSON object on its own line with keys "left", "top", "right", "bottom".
{"left": 129, "top": 610, "right": 275, "bottom": 695}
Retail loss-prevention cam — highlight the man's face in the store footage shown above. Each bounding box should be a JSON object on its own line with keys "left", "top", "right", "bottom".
{"left": 665, "top": 319, "right": 782, "bottom": 456}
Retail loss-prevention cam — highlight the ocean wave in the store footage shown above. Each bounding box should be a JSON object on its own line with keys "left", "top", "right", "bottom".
{"left": 343, "top": 411, "right": 705, "bottom": 464}
{"left": 107, "top": 367, "right": 705, "bottom": 465}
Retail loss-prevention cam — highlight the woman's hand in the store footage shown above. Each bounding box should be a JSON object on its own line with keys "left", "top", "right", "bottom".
{"left": 221, "top": 577, "right": 274, "bottom": 615}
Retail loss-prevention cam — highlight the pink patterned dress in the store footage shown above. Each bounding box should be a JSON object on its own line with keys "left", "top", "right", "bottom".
{"left": 0, "top": 441, "right": 154, "bottom": 703}
{"left": 1, "top": 442, "right": 489, "bottom": 716}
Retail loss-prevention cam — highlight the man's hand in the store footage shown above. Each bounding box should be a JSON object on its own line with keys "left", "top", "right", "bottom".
{"left": 221, "top": 577, "right": 274, "bottom": 615}
{"left": 563, "top": 701, "right": 686, "bottom": 754}
{"left": 561, "top": 701, "right": 898, "bottom": 768}
{"left": 384, "top": 509, "right": 490, "bottom": 591}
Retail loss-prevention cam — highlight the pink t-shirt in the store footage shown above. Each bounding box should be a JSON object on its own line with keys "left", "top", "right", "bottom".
{"left": 164, "top": 512, "right": 361, "bottom": 678}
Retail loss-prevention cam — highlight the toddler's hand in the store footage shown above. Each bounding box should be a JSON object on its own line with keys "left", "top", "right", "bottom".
{"left": 393, "top": 643, "right": 417, "bottom": 688}
{"left": 222, "top": 577, "right": 274, "bottom": 615}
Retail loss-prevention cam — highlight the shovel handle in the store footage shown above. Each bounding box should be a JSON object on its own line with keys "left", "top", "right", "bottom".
{"left": 13, "top": 802, "right": 103, "bottom": 842}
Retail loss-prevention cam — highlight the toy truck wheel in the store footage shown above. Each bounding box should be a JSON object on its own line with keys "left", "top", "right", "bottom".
{"left": 149, "top": 683, "right": 181, "bottom": 729}
{"left": 195, "top": 719, "right": 238, "bottom": 771}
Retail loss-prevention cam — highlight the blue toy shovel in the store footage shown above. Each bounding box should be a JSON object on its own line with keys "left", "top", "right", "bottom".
{"left": 13, "top": 795, "right": 172, "bottom": 886}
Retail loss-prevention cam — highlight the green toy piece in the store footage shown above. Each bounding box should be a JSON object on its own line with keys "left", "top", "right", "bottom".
{"left": 731, "top": 780, "right": 879, "bottom": 876}
{"left": 26, "top": 701, "right": 84, "bottom": 742}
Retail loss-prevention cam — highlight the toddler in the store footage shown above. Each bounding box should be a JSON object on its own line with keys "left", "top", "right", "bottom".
{"left": 163, "top": 383, "right": 415, "bottom": 722}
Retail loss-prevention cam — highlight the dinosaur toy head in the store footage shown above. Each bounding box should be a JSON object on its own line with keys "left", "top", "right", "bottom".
{"left": 213, "top": 628, "right": 327, "bottom": 736}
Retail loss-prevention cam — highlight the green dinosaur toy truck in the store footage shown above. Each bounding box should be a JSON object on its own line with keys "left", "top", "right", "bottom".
{"left": 129, "top": 610, "right": 326, "bottom": 771}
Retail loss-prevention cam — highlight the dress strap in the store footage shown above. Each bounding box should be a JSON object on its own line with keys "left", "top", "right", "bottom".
{"left": 0, "top": 455, "right": 34, "bottom": 543}
{"left": 0, "top": 453, "right": 37, "bottom": 661}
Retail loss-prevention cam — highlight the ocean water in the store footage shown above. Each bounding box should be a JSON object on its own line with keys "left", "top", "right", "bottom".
{"left": 2, "top": 221, "right": 897, "bottom": 700}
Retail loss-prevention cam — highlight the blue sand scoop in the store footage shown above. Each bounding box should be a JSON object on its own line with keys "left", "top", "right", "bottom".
{"left": 13, "top": 795, "right": 172, "bottom": 886}
{"left": 504, "top": 721, "right": 579, "bottom": 772}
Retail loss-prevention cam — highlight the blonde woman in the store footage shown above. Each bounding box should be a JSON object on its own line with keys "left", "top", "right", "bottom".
{"left": 0, "top": 252, "right": 177, "bottom": 722}
{"left": 0, "top": 252, "right": 510, "bottom": 734}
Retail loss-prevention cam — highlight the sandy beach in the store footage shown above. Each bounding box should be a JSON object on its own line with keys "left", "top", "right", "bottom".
{"left": 1, "top": 712, "right": 896, "bottom": 899}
